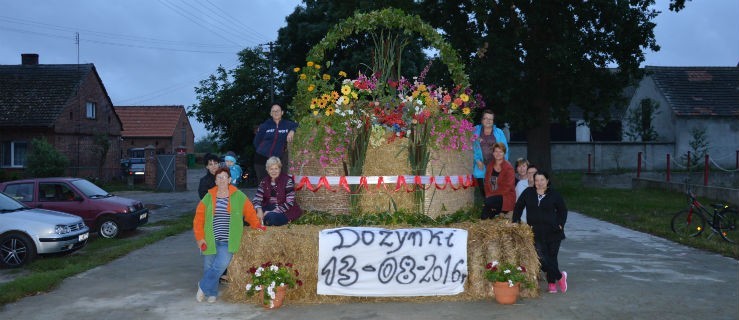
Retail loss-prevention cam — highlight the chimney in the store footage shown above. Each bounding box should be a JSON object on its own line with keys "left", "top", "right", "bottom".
{"left": 21, "top": 53, "right": 39, "bottom": 65}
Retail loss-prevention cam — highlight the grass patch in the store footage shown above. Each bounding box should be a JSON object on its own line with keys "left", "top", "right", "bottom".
{"left": 557, "top": 172, "right": 738, "bottom": 259}
{"left": 0, "top": 214, "right": 192, "bottom": 305}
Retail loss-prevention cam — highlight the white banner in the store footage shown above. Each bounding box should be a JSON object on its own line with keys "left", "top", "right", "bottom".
{"left": 317, "top": 227, "right": 468, "bottom": 297}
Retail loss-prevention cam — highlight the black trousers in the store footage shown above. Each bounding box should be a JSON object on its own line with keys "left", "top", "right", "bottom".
{"left": 535, "top": 237, "right": 563, "bottom": 283}
{"left": 482, "top": 195, "right": 503, "bottom": 219}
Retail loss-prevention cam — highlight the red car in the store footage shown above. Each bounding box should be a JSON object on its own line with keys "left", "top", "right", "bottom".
{"left": 0, "top": 178, "right": 148, "bottom": 238}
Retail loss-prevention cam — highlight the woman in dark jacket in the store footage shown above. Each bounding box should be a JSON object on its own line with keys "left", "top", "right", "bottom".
{"left": 253, "top": 156, "right": 302, "bottom": 226}
{"left": 513, "top": 171, "right": 569, "bottom": 294}
{"left": 253, "top": 104, "right": 298, "bottom": 182}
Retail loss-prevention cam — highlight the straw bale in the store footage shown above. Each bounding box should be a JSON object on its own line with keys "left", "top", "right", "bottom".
{"left": 222, "top": 218, "right": 540, "bottom": 305}
{"left": 292, "top": 147, "right": 351, "bottom": 214}
{"left": 358, "top": 142, "right": 415, "bottom": 212}
{"left": 422, "top": 147, "right": 475, "bottom": 218}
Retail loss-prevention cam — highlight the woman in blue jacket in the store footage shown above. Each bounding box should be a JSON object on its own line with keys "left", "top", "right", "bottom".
{"left": 472, "top": 109, "right": 508, "bottom": 200}
{"left": 253, "top": 104, "right": 298, "bottom": 182}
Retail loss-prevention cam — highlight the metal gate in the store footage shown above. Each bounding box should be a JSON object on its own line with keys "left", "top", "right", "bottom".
{"left": 156, "top": 154, "right": 175, "bottom": 192}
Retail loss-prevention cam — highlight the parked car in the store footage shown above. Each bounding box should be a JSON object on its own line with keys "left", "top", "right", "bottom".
{"left": 0, "top": 178, "right": 149, "bottom": 239}
{"left": 0, "top": 192, "right": 89, "bottom": 268}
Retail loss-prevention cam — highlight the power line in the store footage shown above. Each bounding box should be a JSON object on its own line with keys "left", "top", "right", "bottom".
{"left": 202, "top": 0, "right": 270, "bottom": 42}
{"left": 157, "top": 0, "right": 254, "bottom": 47}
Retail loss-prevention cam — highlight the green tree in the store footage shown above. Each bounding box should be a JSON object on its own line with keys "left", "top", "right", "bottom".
{"left": 188, "top": 47, "right": 278, "bottom": 161}
{"left": 194, "top": 133, "right": 220, "bottom": 154}
{"left": 417, "top": 0, "right": 663, "bottom": 172}
{"left": 274, "top": 0, "right": 426, "bottom": 110}
{"left": 624, "top": 98, "right": 660, "bottom": 142}
{"left": 26, "top": 138, "right": 69, "bottom": 177}
{"left": 92, "top": 133, "right": 111, "bottom": 177}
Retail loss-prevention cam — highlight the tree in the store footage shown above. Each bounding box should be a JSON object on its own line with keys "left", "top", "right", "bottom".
{"left": 25, "top": 138, "right": 69, "bottom": 177}
{"left": 274, "top": 0, "right": 426, "bottom": 111}
{"left": 92, "top": 133, "right": 111, "bottom": 178}
{"left": 188, "top": 47, "right": 278, "bottom": 161}
{"left": 194, "top": 133, "right": 220, "bottom": 153}
{"left": 624, "top": 98, "right": 660, "bottom": 141}
{"left": 417, "top": 0, "right": 662, "bottom": 172}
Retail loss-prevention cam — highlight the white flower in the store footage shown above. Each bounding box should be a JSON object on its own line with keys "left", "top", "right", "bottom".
{"left": 279, "top": 283, "right": 285, "bottom": 287}
{"left": 492, "top": 260, "right": 499, "bottom": 267}
{"left": 255, "top": 285, "right": 262, "bottom": 291}
{"left": 270, "top": 265, "right": 279, "bottom": 272}
{"left": 507, "top": 279, "right": 514, "bottom": 287}
{"left": 504, "top": 269, "right": 511, "bottom": 274}
{"left": 255, "top": 271, "right": 261, "bottom": 277}
{"left": 245, "top": 284, "right": 252, "bottom": 291}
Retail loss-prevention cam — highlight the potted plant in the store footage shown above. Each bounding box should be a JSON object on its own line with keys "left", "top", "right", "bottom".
{"left": 484, "top": 260, "right": 531, "bottom": 304}
{"left": 245, "top": 262, "right": 303, "bottom": 309}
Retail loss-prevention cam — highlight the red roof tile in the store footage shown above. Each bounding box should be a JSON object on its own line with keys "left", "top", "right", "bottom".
{"left": 114, "top": 105, "right": 188, "bottom": 137}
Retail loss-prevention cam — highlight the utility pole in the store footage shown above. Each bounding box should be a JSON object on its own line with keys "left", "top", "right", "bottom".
{"left": 75, "top": 32, "right": 81, "bottom": 176}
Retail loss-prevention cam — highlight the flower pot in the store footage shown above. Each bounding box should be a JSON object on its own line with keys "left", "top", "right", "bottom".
{"left": 264, "top": 285, "right": 287, "bottom": 309}
{"left": 492, "top": 281, "right": 520, "bottom": 305}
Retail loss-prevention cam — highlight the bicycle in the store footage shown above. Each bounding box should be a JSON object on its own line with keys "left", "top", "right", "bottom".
{"left": 670, "top": 185, "right": 738, "bottom": 244}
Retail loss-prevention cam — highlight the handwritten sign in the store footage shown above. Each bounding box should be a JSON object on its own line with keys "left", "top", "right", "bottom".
{"left": 317, "top": 227, "right": 468, "bottom": 296}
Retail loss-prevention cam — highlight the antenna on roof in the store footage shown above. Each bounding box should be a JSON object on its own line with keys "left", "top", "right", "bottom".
{"left": 75, "top": 32, "right": 80, "bottom": 65}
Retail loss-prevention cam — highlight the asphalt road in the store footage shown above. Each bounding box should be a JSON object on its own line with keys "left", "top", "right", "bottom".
{"left": 1, "top": 169, "right": 737, "bottom": 319}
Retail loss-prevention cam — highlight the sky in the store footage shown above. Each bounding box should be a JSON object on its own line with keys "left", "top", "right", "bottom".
{"left": 1, "top": 0, "right": 737, "bottom": 141}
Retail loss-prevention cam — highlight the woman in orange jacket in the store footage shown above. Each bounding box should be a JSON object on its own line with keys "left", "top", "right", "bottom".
{"left": 193, "top": 167, "right": 265, "bottom": 303}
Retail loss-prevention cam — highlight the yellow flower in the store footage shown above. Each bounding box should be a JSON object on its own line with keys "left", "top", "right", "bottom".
{"left": 307, "top": 61, "right": 314, "bottom": 67}
{"left": 293, "top": 67, "right": 300, "bottom": 73}
{"left": 313, "top": 110, "right": 319, "bottom": 115}
{"left": 321, "top": 93, "right": 331, "bottom": 101}
{"left": 417, "top": 84, "right": 427, "bottom": 92}
{"left": 322, "top": 74, "right": 331, "bottom": 81}
{"left": 318, "top": 100, "right": 327, "bottom": 108}
{"left": 460, "top": 93, "right": 469, "bottom": 102}
{"left": 462, "top": 107, "right": 471, "bottom": 115}
{"left": 325, "top": 107, "right": 334, "bottom": 116}
{"left": 314, "top": 64, "right": 321, "bottom": 69}
{"left": 341, "top": 85, "right": 351, "bottom": 95}
{"left": 311, "top": 98, "right": 319, "bottom": 105}
{"left": 338, "top": 71, "right": 347, "bottom": 77}
{"left": 299, "top": 74, "right": 307, "bottom": 80}
{"left": 310, "top": 104, "right": 316, "bottom": 109}
{"left": 411, "top": 90, "right": 419, "bottom": 98}
{"left": 351, "top": 92, "right": 358, "bottom": 99}
{"left": 331, "top": 91, "right": 339, "bottom": 100}
{"left": 451, "top": 103, "right": 458, "bottom": 110}
{"left": 307, "top": 84, "right": 315, "bottom": 92}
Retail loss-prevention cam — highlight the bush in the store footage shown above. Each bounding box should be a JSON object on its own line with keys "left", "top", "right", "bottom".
{"left": 25, "top": 138, "right": 69, "bottom": 177}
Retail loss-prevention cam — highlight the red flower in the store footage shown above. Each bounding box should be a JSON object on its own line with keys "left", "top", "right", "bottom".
{"left": 485, "top": 262, "right": 493, "bottom": 270}
{"left": 286, "top": 263, "right": 293, "bottom": 268}
{"left": 248, "top": 267, "right": 257, "bottom": 274}
{"left": 294, "top": 270, "right": 300, "bottom": 276}
{"left": 297, "top": 280, "right": 303, "bottom": 286}
{"left": 520, "top": 266, "right": 527, "bottom": 273}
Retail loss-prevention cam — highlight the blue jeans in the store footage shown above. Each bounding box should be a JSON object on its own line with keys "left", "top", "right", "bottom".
{"left": 198, "top": 241, "right": 232, "bottom": 297}
{"left": 264, "top": 212, "right": 288, "bottom": 226}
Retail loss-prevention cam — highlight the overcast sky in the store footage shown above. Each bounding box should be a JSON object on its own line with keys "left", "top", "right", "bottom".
{"left": 1, "top": 0, "right": 737, "bottom": 141}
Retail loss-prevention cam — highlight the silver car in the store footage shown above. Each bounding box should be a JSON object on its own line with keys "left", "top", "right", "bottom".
{"left": 0, "top": 192, "right": 89, "bottom": 268}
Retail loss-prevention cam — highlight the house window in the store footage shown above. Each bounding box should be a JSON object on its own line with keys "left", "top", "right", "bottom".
{"left": 1, "top": 141, "right": 28, "bottom": 168}
{"left": 86, "top": 102, "right": 96, "bottom": 119}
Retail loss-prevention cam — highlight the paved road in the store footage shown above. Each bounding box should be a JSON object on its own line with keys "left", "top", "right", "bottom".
{"left": 1, "top": 170, "right": 737, "bottom": 319}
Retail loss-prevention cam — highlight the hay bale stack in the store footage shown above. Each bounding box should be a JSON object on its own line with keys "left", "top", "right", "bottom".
{"left": 423, "top": 147, "right": 475, "bottom": 218}
{"left": 223, "top": 219, "right": 540, "bottom": 305}
{"left": 357, "top": 142, "right": 415, "bottom": 212}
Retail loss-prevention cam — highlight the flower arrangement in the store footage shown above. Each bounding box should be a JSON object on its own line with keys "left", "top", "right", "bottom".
{"left": 245, "top": 262, "right": 303, "bottom": 306}
{"left": 484, "top": 260, "right": 531, "bottom": 288}
{"left": 291, "top": 60, "right": 485, "bottom": 170}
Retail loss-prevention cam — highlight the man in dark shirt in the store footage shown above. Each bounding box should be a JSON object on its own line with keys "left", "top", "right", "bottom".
{"left": 198, "top": 153, "right": 220, "bottom": 199}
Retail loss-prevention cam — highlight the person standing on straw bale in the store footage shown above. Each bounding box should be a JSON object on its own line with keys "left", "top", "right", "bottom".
{"left": 253, "top": 104, "right": 298, "bottom": 182}
{"left": 473, "top": 109, "right": 508, "bottom": 201}
{"left": 482, "top": 142, "right": 515, "bottom": 219}
{"left": 512, "top": 171, "right": 568, "bottom": 294}
{"left": 253, "top": 156, "right": 302, "bottom": 226}
{"left": 515, "top": 164, "right": 537, "bottom": 223}
{"left": 194, "top": 167, "right": 265, "bottom": 303}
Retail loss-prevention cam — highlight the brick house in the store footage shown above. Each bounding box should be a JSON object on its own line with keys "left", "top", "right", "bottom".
{"left": 114, "top": 105, "right": 195, "bottom": 156}
{"left": 0, "top": 53, "right": 123, "bottom": 180}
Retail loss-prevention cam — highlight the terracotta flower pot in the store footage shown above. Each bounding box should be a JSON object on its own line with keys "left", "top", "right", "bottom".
{"left": 492, "top": 281, "right": 520, "bottom": 305}
{"left": 264, "top": 285, "right": 287, "bottom": 309}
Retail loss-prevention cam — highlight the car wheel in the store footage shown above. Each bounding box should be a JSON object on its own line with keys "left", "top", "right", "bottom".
{"left": 0, "top": 232, "right": 37, "bottom": 268}
{"left": 98, "top": 218, "right": 120, "bottom": 239}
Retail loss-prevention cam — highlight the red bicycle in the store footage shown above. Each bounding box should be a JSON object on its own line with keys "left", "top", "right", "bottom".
{"left": 671, "top": 186, "right": 737, "bottom": 244}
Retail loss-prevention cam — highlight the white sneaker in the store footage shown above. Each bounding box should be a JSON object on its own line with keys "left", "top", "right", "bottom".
{"left": 207, "top": 296, "right": 217, "bottom": 303}
{"left": 196, "top": 283, "right": 205, "bottom": 302}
